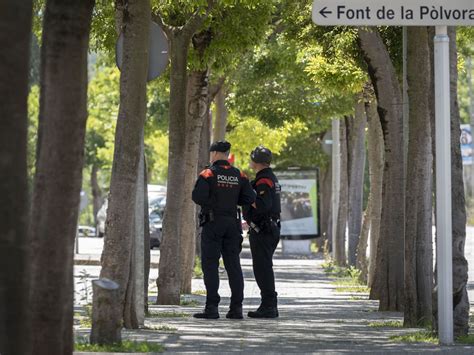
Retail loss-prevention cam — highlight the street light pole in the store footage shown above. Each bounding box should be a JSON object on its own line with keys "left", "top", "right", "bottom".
{"left": 331, "top": 119, "right": 340, "bottom": 259}
{"left": 434, "top": 25, "right": 453, "bottom": 345}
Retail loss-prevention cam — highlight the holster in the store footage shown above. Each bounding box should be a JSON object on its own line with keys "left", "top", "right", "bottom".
{"left": 199, "top": 210, "right": 214, "bottom": 226}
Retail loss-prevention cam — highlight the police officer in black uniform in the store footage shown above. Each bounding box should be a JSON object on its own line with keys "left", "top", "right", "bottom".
{"left": 192, "top": 141, "right": 256, "bottom": 319}
{"left": 244, "top": 146, "right": 281, "bottom": 318}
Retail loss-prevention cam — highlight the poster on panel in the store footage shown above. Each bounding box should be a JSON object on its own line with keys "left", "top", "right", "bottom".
{"left": 275, "top": 169, "right": 320, "bottom": 240}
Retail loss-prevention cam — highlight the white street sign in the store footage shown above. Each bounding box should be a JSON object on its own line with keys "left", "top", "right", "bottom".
{"left": 312, "top": 0, "right": 473, "bottom": 26}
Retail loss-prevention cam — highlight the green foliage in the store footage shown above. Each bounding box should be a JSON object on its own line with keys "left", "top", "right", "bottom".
{"left": 229, "top": 35, "right": 328, "bottom": 126}
{"left": 304, "top": 44, "right": 366, "bottom": 97}
{"left": 322, "top": 260, "right": 360, "bottom": 279}
{"left": 75, "top": 339, "right": 164, "bottom": 353}
{"left": 389, "top": 330, "right": 438, "bottom": 344}
{"left": 90, "top": 0, "right": 117, "bottom": 53}
{"left": 192, "top": 289, "right": 207, "bottom": 296}
{"left": 84, "top": 63, "right": 171, "bottom": 189}
{"left": 457, "top": 334, "right": 474, "bottom": 344}
{"left": 227, "top": 113, "right": 307, "bottom": 170}
{"left": 368, "top": 321, "right": 403, "bottom": 328}
{"left": 189, "top": 1, "right": 275, "bottom": 75}
{"left": 193, "top": 256, "right": 203, "bottom": 278}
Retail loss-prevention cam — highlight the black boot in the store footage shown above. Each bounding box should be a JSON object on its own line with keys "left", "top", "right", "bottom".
{"left": 248, "top": 306, "right": 278, "bottom": 319}
{"left": 193, "top": 306, "right": 219, "bottom": 319}
{"left": 226, "top": 307, "right": 243, "bottom": 319}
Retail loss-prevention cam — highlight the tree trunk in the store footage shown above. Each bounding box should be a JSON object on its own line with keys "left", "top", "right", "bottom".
{"left": 195, "top": 83, "right": 217, "bottom": 259}
{"left": 320, "top": 164, "right": 332, "bottom": 250}
{"left": 143, "top": 156, "right": 151, "bottom": 314}
{"left": 90, "top": 279, "right": 121, "bottom": 345}
{"left": 212, "top": 85, "right": 228, "bottom": 142}
{"left": 196, "top": 111, "right": 212, "bottom": 259}
{"left": 178, "top": 31, "right": 213, "bottom": 294}
{"left": 91, "top": 0, "right": 149, "bottom": 344}
{"left": 364, "top": 92, "right": 384, "bottom": 290}
{"left": 358, "top": 28, "right": 405, "bottom": 311}
{"left": 156, "top": 33, "right": 191, "bottom": 305}
{"left": 448, "top": 27, "right": 469, "bottom": 337}
{"left": 404, "top": 27, "right": 433, "bottom": 328}
{"left": 91, "top": 163, "right": 103, "bottom": 227}
{"left": 347, "top": 98, "right": 367, "bottom": 267}
{"left": 124, "top": 143, "right": 145, "bottom": 328}
{"left": 29, "top": 1, "right": 94, "bottom": 353}
{"left": 468, "top": 57, "right": 474, "bottom": 198}
{"left": 334, "top": 119, "right": 348, "bottom": 266}
{"left": 0, "top": 2, "right": 33, "bottom": 354}
{"left": 181, "top": 65, "right": 210, "bottom": 293}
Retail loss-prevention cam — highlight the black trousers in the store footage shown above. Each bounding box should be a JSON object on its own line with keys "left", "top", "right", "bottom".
{"left": 249, "top": 224, "right": 280, "bottom": 308}
{"left": 201, "top": 216, "right": 243, "bottom": 309}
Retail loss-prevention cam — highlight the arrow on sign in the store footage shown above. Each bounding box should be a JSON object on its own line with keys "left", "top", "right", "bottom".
{"left": 319, "top": 6, "right": 332, "bottom": 18}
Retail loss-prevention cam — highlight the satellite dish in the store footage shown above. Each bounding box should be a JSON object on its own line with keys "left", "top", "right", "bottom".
{"left": 116, "top": 22, "right": 169, "bottom": 82}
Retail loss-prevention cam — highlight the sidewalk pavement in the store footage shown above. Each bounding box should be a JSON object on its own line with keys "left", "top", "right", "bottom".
{"left": 74, "top": 246, "right": 474, "bottom": 354}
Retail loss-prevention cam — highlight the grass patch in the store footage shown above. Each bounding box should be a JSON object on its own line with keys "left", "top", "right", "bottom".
{"left": 349, "top": 295, "right": 365, "bottom": 301}
{"left": 75, "top": 339, "right": 164, "bottom": 352}
{"left": 458, "top": 334, "right": 474, "bottom": 344}
{"left": 144, "top": 324, "right": 178, "bottom": 332}
{"left": 333, "top": 277, "right": 369, "bottom": 293}
{"left": 147, "top": 311, "right": 190, "bottom": 318}
{"left": 192, "top": 289, "right": 207, "bottom": 296}
{"left": 368, "top": 320, "right": 404, "bottom": 328}
{"left": 335, "top": 285, "right": 370, "bottom": 293}
{"left": 180, "top": 299, "right": 200, "bottom": 306}
{"left": 322, "top": 260, "right": 362, "bottom": 280}
{"left": 390, "top": 330, "right": 438, "bottom": 344}
{"left": 310, "top": 242, "right": 320, "bottom": 254}
{"left": 75, "top": 304, "right": 92, "bottom": 328}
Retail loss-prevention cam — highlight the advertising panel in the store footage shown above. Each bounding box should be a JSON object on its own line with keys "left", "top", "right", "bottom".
{"left": 461, "top": 124, "right": 473, "bottom": 165}
{"left": 275, "top": 170, "right": 320, "bottom": 240}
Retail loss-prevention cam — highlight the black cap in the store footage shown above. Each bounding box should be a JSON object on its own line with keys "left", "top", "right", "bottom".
{"left": 251, "top": 145, "right": 272, "bottom": 164}
{"left": 209, "top": 140, "right": 231, "bottom": 153}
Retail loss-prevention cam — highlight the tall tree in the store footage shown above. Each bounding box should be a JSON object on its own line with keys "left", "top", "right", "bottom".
{"left": 346, "top": 97, "right": 367, "bottom": 266}
{"left": 91, "top": 0, "right": 150, "bottom": 342}
{"left": 153, "top": 1, "right": 214, "bottom": 304}
{"left": 447, "top": 27, "right": 469, "bottom": 337}
{"left": 358, "top": 28, "right": 405, "bottom": 311}
{"left": 357, "top": 86, "right": 384, "bottom": 285}
{"left": 179, "top": 29, "right": 212, "bottom": 293}
{"left": 334, "top": 119, "right": 348, "bottom": 266}
{"left": 404, "top": 26, "right": 433, "bottom": 328}
{"left": 362, "top": 91, "right": 384, "bottom": 288}
{"left": 29, "top": 0, "right": 94, "bottom": 353}
{"left": 179, "top": 1, "right": 274, "bottom": 293}
{"left": 0, "top": 1, "right": 33, "bottom": 354}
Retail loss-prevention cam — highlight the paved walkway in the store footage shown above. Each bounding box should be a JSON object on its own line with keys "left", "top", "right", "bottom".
{"left": 75, "top": 244, "right": 474, "bottom": 354}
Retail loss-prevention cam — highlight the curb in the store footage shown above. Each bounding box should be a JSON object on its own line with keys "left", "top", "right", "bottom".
{"left": 74, "top": 259, "right": 160, "bottom": 268}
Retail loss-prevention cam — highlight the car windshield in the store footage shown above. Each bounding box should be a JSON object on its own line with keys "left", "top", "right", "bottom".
{"left": 149, "top": 208, "right": 163, "bottom": 221}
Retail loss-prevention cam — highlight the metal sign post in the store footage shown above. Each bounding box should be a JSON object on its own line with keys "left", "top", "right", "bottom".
{"left": 434, "top": 25, "right": 454, "bottom": 344}
{"left": 312, "top": 0, "right": 473, "bottom": 345}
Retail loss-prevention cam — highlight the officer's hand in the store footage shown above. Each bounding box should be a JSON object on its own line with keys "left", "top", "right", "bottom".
{"left": 252, "top": 202, "right": 256, "bottom": 208}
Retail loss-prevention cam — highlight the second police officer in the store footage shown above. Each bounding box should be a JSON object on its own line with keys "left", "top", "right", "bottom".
{"left": 192, "top": 141, "right": 256, "bottom": 320}
{"left": 244, "top": 146, "right": 281, "bottom": 318}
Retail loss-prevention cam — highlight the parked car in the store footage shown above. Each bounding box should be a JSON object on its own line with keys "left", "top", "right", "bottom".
{"left": 96, "top": 186, "right": 167, "bottom": 244}
{"left": 149, "top": 196, "right": 165, "bottom": 249}
{"left": 77, "top": 225, "right": 97, "bottom": 238}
